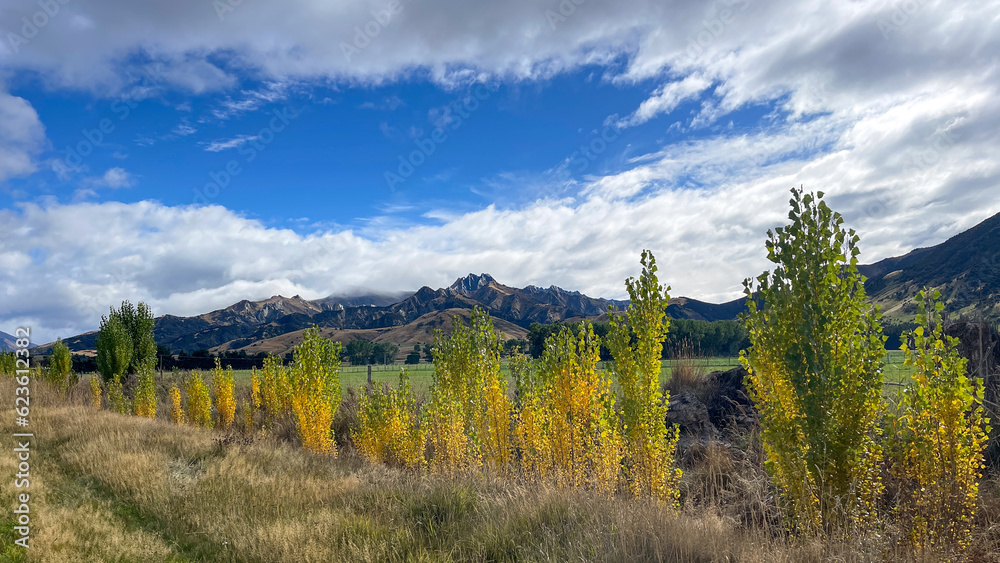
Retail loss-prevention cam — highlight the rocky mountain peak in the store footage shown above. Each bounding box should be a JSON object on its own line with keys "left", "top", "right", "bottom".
{"left": 449, "top": 273, "right": 498, "bottom": 294}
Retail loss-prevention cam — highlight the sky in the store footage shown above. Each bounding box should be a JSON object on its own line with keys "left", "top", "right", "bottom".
{"left": 1, "top": 0, "right": 999, "bottom": 344}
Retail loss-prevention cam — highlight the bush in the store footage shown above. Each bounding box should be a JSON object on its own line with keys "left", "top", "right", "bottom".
{"left": 741, "top": 188, "right": 885, "bottom": 534}
{"left": 211, "top": 359, "right": 236, "bottom": 430}
{"left": 133, "top": 369, "right": 157, "bottom": 419}
{"left": 89, "top": 375, "right": 102, "bottom": 410}
{"left": 889, "top": 289, "right": 991, "bottom": 552}
{"left": 355, "top": 370, "right": 425, "bottom": 467}
{"left": 169, "top": 386, "right": 184, "bottom": 424}
{"left": 259, "top": 355, "right": 291, "bottom": 425}
{"left": 0, "top": 351, "right": 15, "bottom": 375}
{"left": 47, "top": 339, "right": 74, "bottom": 393}
{"left": 184, "top": 371, "right": 213, "bottom": 428}
{"left": 250, "top": 368, "right": 262, "bottom": 410}
{"left": 107, "top": 376, "right": 130, "bottom": 414}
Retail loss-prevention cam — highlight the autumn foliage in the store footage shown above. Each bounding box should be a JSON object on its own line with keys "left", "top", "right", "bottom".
{"left": 289, "top": 326, "right": 343, "bottom": 455}
{"left": 355, "top": 370, "right": 426, "bottom": 467}
{"left": 211, "top": 359, "right": 236, "bottom": 430}
{"left": 889, "top": 290, "right": 991, "bottom": 552}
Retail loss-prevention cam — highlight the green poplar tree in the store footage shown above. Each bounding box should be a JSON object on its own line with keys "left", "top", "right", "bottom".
{"left": 741, "top": 188, "right": 886, "bottom": 533}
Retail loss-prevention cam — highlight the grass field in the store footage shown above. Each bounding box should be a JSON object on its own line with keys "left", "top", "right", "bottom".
{"left": 7, "top": 378, "right": 998, "bottom": 562}
{"left": 221, "top": 354, "right": 912, "bottom": 398}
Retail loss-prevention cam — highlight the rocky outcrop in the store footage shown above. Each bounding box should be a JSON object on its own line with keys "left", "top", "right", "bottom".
{"left": 667, "top": 392, "right": 718, "bottom": 444}
{"left": 702, "top": 366, "right": 757, "bottom": 429}
{"left": 665, "top": 366, "right": 757, "bottom": 451}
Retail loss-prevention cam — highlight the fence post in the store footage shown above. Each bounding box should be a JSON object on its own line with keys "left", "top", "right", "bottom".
{"left": 367, "top": 364, "right": 372, "bottom": 386}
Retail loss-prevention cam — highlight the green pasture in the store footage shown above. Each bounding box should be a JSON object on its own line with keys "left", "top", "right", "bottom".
{"left": 225, "top": 353, "right": 914, "bottom": 399}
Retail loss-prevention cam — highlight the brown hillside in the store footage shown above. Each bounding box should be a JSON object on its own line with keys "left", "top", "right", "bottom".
{"left": 215, "top": 308, "right": 528, "bottom": 360}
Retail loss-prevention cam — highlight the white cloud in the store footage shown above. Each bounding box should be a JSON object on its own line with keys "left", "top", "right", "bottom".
{"left": 2, "top": 0, "right": 1000, "bottom": 345}
{"left": 101, "top": 167, "right": 135, "bottom": 188}
{"left": 0, "top": 90, "right": 46, "bottom": 182}
{"left": 172, "top": 122, "right": 197, "bottom": 136}
{"left": 82, "top": 167, "right": 136, "bottom": 189}
{"left": 621, "top": 74, "right": 712, "bottom": 127}
{"left": 4, "top": 135, "right": 1000, "bottom": 344}
{"left": 202, "top": 135, "right": 260, "bottom": 152}
{"left": 210, "top": 82, "right": 289, "bottom": 120}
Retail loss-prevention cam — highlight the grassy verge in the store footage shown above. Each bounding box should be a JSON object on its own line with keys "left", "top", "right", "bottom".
{"left": 4, "top": 377, "right": 998, "bottom": 562}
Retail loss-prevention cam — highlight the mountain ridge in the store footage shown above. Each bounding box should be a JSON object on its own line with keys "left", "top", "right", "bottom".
{"left": 44, "top": 211, "right": 1000, "bottom": 355}
{"left": 860, "top": 211, "right": 1000, "bottom": 323}
{"left": 51, "top": 274, "right": 738, "bottom": 354}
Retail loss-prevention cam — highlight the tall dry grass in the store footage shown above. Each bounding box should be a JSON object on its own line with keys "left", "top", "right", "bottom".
{"left": 3, "top": 376, "right": 1000, "bottom": 562}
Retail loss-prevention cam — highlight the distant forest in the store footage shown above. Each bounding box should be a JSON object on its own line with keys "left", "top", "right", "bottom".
{"left": 525, "top": 318, "right": 750, "bottom": 360}
{"left": 60, "top": 317, "right": 918, "bottom": 373}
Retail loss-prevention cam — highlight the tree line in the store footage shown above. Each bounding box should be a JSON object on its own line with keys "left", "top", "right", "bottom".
{"left": 526, "top": 317, "right": 749, "bottom": 360}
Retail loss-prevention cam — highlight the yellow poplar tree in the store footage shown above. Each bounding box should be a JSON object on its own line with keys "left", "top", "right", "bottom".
{"left": 89, "top": 376, "right": 103, "bottom": 410}
{"left": 890, "top": 289, "right": 991, "bottom": 552}
{"left": 133, "top": 368, "right": 157, "bottom": 419}
{"left": 289, "top": 326, "right": 342, "bottom": 455}
{"left": 355, "top": 369, "right": 426, "bottom": 468}
{"left": 260, "top": 354, "right": 292, "bottom": 425}
{"left": 169, "top": 386, "right": 185, "bottom": 424}
{"left": 184, "top": 371, "right": 213, "bottom": 428}
{"left": 426, "top": 308, "right": 512, "bottom": 472}
{"left": 606, "top": 250, "right": 682, "bottom": 505}
{"left": 539, "top": 323, "right": 623, "bottom": 495}
{"left": 211, "top": 359, "right": 236, "bottom": 429}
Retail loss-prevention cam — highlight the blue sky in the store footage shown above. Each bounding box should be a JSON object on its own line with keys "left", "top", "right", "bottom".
{"left": 6, "top": 67, "right": 689, "bottom": 229}
{"left": 1, "top": 0, "right": 999, "bottom": 343}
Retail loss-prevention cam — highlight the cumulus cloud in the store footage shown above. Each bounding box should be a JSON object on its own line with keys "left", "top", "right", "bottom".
{"left": 101, "top": 167, "right": 136, "bottom": 188}
{"left": 0, "top": 90, "right": 46, "bottom": 182}
{"left": 80, "top": 167, "right": 136, "bottom": 189}
{"left": 1, "top": 0, "right": 999, "bottom": 344}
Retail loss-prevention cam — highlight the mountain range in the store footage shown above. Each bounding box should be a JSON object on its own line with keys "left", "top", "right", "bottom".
{"left": 49, "top": 272, "right": 739, "bottom": 358}
{"left": 37, "top": 210, "right": 1000, "bottom": 358}
{"left": 0, "top": 331, "right": 16, "bottom": 353}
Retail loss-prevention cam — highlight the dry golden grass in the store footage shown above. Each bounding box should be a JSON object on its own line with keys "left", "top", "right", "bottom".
{"left": 3, "top": 377, "right": 1000, "bottom": 562}
{"left": 663, "top": 339, "right": 712, "bottom": 402}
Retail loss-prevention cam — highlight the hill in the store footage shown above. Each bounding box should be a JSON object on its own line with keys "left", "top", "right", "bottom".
{"left": 859, "top": 211, "right": 1000, "bottom": 324}
{"left": 217, "top": 308, "right": 529, "bottom": 359}
{"left": 0, "top": 331, "right": 16, "bottom": 352}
